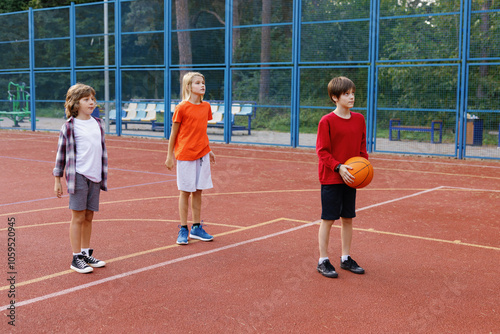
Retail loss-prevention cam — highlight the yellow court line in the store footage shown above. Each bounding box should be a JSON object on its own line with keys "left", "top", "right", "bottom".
{"left": 0, "top": 218, "right": 245, "bottom": 232}
{"left": 312, "top": 220, "right": 500, "bottom": 251}
{"left": 343, "top": 226, "right": 500, "bottom": 251}
{"left": 0, "top": 217, "right": 304, "bottom": 291}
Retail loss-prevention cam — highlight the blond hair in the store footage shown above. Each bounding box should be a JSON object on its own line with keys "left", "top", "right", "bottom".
{"left": 181, "top": 72, "right": 205, "bottom": 101}
{"left": 64, "top": 83, "right": 96, "bottom": 118}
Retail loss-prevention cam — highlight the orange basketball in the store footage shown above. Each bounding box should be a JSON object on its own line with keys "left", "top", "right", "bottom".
{"left": 344, "top": 157, "right": 374, "bottom": 189}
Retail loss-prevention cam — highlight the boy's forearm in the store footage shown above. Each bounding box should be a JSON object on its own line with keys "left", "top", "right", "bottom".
{"left": 167, "top": 123, "right": 180, "bottom": 156}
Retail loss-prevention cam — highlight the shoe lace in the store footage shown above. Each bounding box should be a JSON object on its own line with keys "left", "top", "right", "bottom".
{"left": 86, "top": 255, "right": 98, "bottom": 263}
{"left": 178, "top": 226, "right": 188, "bottom": 237}
{"left": 75, "top": 256, "right": 87, "bottom": 268}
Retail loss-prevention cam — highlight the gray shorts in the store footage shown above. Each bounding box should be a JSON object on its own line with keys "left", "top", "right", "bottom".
{"left": 69, "top": 173, "right": 101, "bottom": 211}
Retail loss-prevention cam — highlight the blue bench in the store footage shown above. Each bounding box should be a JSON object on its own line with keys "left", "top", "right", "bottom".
{"left": 389, "top": 119, "right": 443, "bottom": 144}
{"left": 207, "top": 102, "right": 255, "bottom": 135}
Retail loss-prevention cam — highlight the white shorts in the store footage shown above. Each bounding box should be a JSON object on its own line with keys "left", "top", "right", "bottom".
{"left": 176, "top": 153, "right": 213, "bottom": 192}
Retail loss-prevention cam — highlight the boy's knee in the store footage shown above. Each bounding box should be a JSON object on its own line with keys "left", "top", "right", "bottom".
{"left": 321, "top": 219, "right": 335, "bottom": 226}
{"left": 341, "top": 218, "right": 353, "bottom": 225}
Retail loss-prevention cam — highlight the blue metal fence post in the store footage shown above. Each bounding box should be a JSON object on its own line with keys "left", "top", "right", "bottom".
{"left": 28, "top": 7, "right": 36, "bottom": 131}
{"left": 164, "top": 0, "right": 172, "bottom": 139}
{"left": 458, "top": 0, "right": 471, "bottom": 159}
{"left": 290, "top": 0, "right": 301, "bottom": 148}
{"left": 223, "top": 0, "right": 233, "bottom": 144}
{"left": 366, "top": 0, "right": 378, "bottom": 153}
{"left": 115, "top": 0, "right": 122, "bottom": 136}
{"left": 70, "top": 3, "right": 76, "bottom": 86}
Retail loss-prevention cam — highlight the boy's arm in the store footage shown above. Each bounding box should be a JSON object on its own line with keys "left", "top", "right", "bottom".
{"left": 359, "top": 118, "right": 369, "bottom": 160}
{"left": 209, "top": 150, "right": 215, "bottom": 164}
{"left": 54, "top": 177, "right": 63, "bottom": 198}
{"left": 53, "top": 127, "right": 67, "bottom": 177}
{"left": 316, "top": 120, "right": 340, "bottom": 171}
{"left": 53, "top": 127, "right": 67, "bottom": 197}
{"left": 165, "top": 122, "right": 180, "bottom": 170}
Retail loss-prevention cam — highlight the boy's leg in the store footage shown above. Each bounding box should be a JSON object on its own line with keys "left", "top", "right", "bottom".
{"left": 318, "top": 219, "right": 334, "bottom": 258}
{"left": 179, "top": 191, "right": 190, "bottom": 226}
{"left": 340, "top": 217, "right": 353, "bottom": 257}
{"left": 69, "top": 209, "right": 93, "bottom": 273}
{"left": 177, "top": 191, "right": 191, "bottom": 245}
{"left": 70, "top": 210, "right": 87, "bottom": 253}
{"left": 189, "top": 190, "right": 213, "bottom": 241}
{"left": 340, "top": 217, "right": 364, "bottom": 274}
{"left": 317, "top": 219, "right": 338, "bottom": 278}
{"left": 191, "top": 190, "right": 202, "bottom": 224}
{"left": 78, "top": 210, "right": 106, "bottom": 268}
{"left": 80, "top": 210, "right": 94, "bottom": 249}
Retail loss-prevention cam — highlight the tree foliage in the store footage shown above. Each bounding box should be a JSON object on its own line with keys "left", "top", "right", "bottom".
{"left": 0, "top": 0, "right": 498, "bottom": 132}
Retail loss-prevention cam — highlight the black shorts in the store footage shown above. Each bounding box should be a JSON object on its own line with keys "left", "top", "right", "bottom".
{"left": 321, "top": 184, "right": 356, "bottom": 221}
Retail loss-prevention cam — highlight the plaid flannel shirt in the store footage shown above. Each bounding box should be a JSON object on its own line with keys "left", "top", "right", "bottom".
{"left": 52, "top": 116, "right": 108, "bottom": 194}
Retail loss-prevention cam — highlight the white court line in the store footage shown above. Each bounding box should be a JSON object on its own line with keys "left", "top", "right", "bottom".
{"left": 3, "top": 221, "right": 317, "bottom": 309}
{"left": 357, "top": 186, "right": 445, "bottom": 212}
{"left": 0, "top": 186, "right": 446, "bottom": 310}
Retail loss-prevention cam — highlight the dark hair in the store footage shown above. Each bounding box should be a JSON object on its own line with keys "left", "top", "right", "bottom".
{"left": 64, "top": 83, "right": 96, "bottom": 118}
{"left": 327, "top": 77, "right": 356, "bottom": 104}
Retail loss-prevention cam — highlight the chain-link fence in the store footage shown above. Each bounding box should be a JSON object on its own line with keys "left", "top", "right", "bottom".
{"left": 0, "top": 0, "right": 498, "bottom": 159}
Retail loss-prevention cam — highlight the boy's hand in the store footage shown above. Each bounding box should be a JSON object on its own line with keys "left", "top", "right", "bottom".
{"left": 209, "top": 151, "right": 216, "bottom": 164}
{"left": 165, "top": 155, "right": 174, "bottom": 170}
{"left": 54, "top": 178, "right": 63, "bottom": 198}
{"left": 339, "top": 164, "right": 355, "bottom": 184}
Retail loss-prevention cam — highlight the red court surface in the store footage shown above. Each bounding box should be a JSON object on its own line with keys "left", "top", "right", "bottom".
{"left": 1, "top": 130, "right": 499, "bottom": 333}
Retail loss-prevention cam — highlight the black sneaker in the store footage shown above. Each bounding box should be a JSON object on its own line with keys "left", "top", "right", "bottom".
{"left": 340, "top": 256, "right": 365, "bottom": 274}
{"left": 317, "top": 259, "right": 338, "bottom": 278}
{"left": 71, "top": 254, "right": 93, "bottom": 274}
{"left": 82, "top": 249, "right": 106, "bottom": 268}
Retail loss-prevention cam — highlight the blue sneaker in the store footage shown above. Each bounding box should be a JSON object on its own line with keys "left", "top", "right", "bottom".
{"left": 176, "top": 226, "right": 189, "bottom": 245}
{"left": 189, "top": 223, "right": 213, "bottom": 241}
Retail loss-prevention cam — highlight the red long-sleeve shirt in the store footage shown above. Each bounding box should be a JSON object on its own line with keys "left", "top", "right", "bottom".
{"left": 316, "top": 111, "right": 368, "bottom": 185}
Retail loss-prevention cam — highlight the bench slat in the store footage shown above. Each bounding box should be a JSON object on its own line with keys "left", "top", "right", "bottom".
{"left": 389, "top": 119, "right": 443, "bottom": 143}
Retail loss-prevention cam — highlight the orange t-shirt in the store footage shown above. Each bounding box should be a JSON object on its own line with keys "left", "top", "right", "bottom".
{"left": 172, "top": 100, "right": 212, "bottom": 161}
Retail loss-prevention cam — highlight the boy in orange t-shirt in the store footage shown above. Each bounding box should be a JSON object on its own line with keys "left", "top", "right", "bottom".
{"left": 165, "top": 72, "right": 216, "bottom": 245}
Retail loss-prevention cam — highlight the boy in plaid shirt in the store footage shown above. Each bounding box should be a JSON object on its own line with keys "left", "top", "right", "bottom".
{"left": 53, "top": 83, "right": 108, "bottom": 274}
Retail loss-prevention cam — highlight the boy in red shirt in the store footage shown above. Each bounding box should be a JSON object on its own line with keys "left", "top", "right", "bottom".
{"left": 316, "top": 76, "right": 368, "bottom": 278}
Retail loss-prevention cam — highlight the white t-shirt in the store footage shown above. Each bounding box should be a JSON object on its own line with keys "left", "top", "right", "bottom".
{"left": 74, "top": 117, "right": 102, "bottom": 183}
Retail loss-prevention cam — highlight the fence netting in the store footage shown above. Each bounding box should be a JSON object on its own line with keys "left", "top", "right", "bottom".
{"left": 0, "top": 0, "right": 498, "bottom": 159}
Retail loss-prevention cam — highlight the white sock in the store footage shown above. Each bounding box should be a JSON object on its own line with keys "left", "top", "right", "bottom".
{"left": 318, "top": 257, "right": 329, "bottom": 264}
{"left": 341, "top": 255, "right": 350, "bottom": 262}
{"left": 81, "top": 248, "right": 90, "bottom": 256}
{"left": 73, "top": 252, "right": 81, "bottom": 256}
